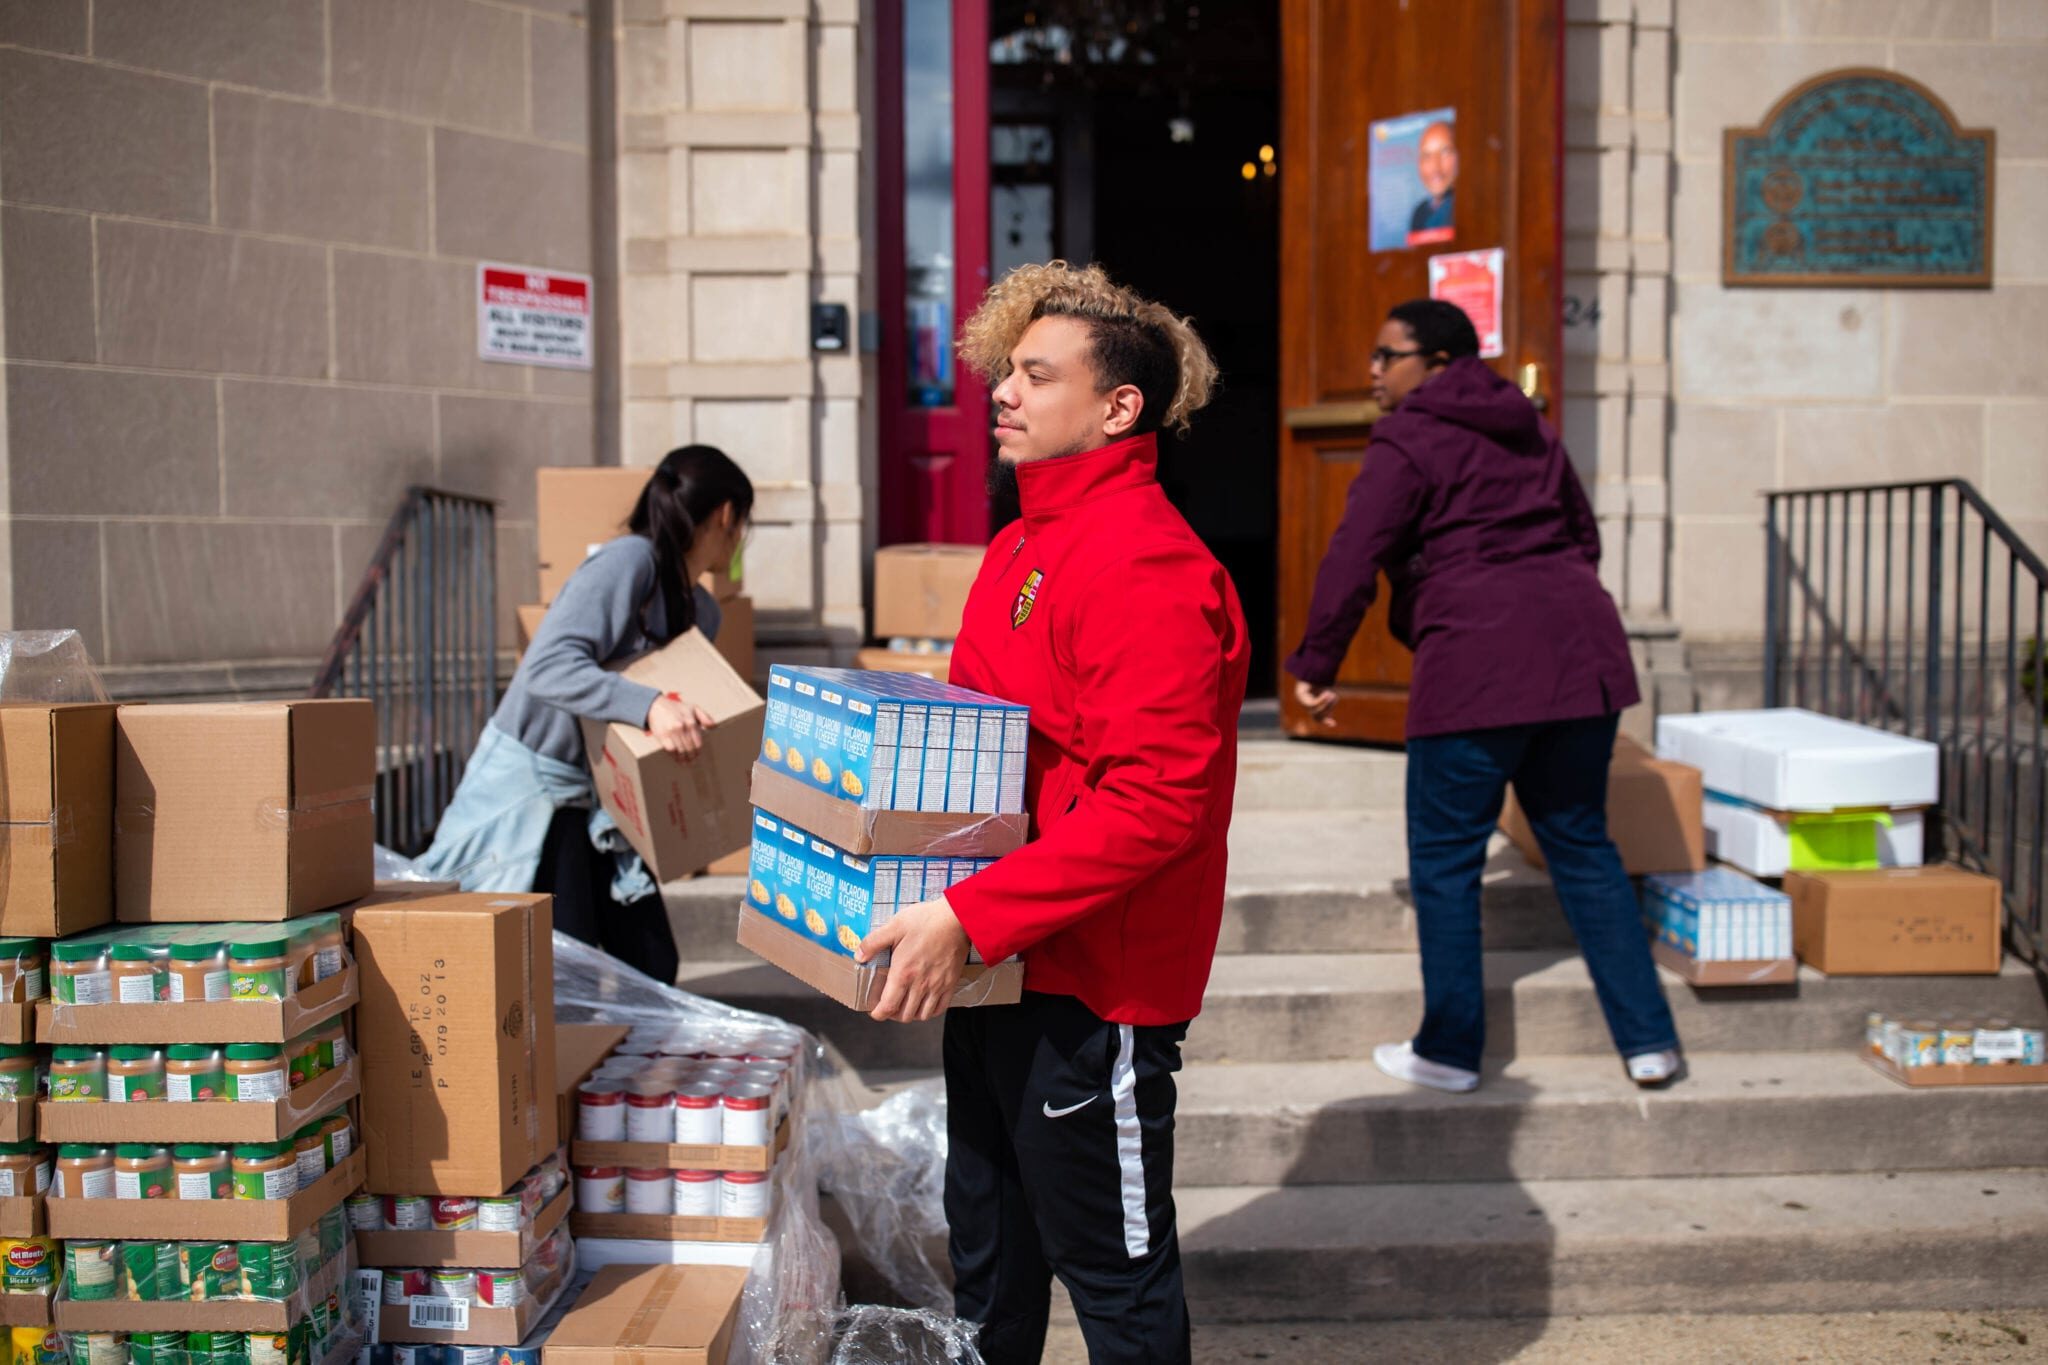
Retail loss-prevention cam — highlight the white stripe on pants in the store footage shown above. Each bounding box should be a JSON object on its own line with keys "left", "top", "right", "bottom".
{"left": 1110, "top": 1022, "right": 1148, "bottom": 1258}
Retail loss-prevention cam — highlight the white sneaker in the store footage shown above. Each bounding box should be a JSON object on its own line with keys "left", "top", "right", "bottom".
{"left": 1374, "top": 1041, "right": 1479, "bottom": 1093}
{"left": 1626, "top": 1049, "right": 1683, "bottom": 1087}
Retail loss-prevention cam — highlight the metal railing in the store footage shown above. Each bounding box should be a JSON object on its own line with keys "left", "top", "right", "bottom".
{"left": 312, "top": 488, "right": 498, "bottom": 857}
{"left": 1764, "top": 480, "right": 2048, "bottom": 967}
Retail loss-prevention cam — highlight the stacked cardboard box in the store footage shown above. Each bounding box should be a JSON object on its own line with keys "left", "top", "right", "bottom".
{"left": 352, "top": 892, "right": 568, "bottom": 1354}
{"left": 736, "top": 666, "right": 1029, "bottom": 1010}
{"left": 856, "top": 545, "right": 983, "bottom": 684}
{"left": 35, "top": 701, "right": 379, "bottom": 1361}
{"left": 1499, "top": 735, "right": 1706, "bottom": 876}
{"left": 543, "top": 1263, "right": 749, "bottom": 1362}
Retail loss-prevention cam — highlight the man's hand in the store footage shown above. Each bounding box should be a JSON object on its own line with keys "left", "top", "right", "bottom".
{"left": 647, "top": 693, "right": 716, "bottom": 758}
{"left": 858, "top": 895, "right": 972, "bottom": 1023}
{"left": 1294, "top": 678, "right": 1339, "bottom": 729}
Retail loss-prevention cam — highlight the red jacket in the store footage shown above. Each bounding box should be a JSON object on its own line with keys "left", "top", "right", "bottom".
{"left": 945, "top": 432, "right": 1250, "bottom": 1026}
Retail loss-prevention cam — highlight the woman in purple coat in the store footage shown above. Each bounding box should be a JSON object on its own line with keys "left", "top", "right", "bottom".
{"left": 1287, "top": 299, "right": 1681, "bottom": 1093}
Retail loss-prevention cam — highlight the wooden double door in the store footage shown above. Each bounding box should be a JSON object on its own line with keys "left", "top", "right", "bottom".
{"left": 1277, "top": 0, "right": 1567, "bottom": 742}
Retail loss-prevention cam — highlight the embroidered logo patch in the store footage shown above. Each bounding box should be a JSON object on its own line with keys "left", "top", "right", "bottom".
{"left": 1012, "top": 569, "right": 1044, "bottom": 630}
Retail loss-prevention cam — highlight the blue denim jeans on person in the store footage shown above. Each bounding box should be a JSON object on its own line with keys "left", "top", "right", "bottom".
{"left": 1405, "top": 712, "right": 1680, "bottom": 1073}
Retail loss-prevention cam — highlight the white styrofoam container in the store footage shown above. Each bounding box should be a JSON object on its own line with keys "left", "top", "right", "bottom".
{"left": 1654, "top": 708, "right": 1939, "bottom": 812}
{"left": 1701, "top": 799, "right": 1925, "bottom": 879}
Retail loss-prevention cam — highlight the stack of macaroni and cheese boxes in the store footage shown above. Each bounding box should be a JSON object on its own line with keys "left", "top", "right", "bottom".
{"left": 3, "top": 699, "right": 379, "bottom": 1364}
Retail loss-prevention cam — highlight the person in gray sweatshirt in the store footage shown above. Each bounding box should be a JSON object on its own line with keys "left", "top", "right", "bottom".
{"left": 419, "top": 445, "right": 754, "bottom": 983}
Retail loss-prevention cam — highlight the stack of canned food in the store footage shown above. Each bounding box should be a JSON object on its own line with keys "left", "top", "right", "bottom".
{"left": 49, "top": 1111, "right": 356, "bottom": 1205}
{"left": 1866, "top": 1013, "right": 2048, "bottom": 1067}
{"left": 573, "top": 1025, "right": 800, "bottom": 1148}
{"left": 371, "top": 1223, "right": 572, "bottom": 1321}
{"left": 344, "top": 1154, "right": 567, "bottom": 1236}
{"left": 48, "top": 919, "right": 349, "bottom": 1009}
{"left": 42, "top": 1028, "right": 350, "bottom": 1107}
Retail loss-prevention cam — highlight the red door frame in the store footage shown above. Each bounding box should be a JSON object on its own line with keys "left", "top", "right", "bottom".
{"left": 875, "top": 0, "right": 992, "bottom": 547}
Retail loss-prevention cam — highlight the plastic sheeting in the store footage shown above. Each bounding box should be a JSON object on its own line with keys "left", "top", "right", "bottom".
{"left": 0, "top": 628, "right": 108, "bottom": 702}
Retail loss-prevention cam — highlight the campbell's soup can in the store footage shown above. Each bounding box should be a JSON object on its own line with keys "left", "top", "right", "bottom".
{"left": 345, "top": 1192, "right": 384, "bottom": 1231}
{"left": 673, "top": 1169, "right": 719, "bottom": 1217}
{"left": 477, "top": 1193, "right": 525, "bottom": 1231}
{"left": 428, "top": 1268, "right": 475, "bottom": 1302}
{"left": 720, "top": 1170, "right": 769, "bottom": 1220}
{"left": 384, "top": 1195, "right": 430, "bottom": 1230}
{"left": 431, "top": 1197, "right": 479, "bottom": 1231}
{"left": 674, "top": 1083, "right": 724, "bottom": 1145}
{"left": 722, "top": 1084, "right": 773, "bottom": 1147}
{"left": 576, "top": 1165, "right": 625, "bottom": 1214}
{"left": 624, "top": 1168, "right": 673, "bottom": 1215}
{"left": 382, "top": 1268, "right": 425, "bottom": 1305}
{"left": 476, "top": 1268, "right": 525, "bottom": 1307}
{"left": 577, "top": 1082, "right": 628, "bottom": 1141}
{"left": 624, "top": 1087, "right": 675, "bottom": 1143}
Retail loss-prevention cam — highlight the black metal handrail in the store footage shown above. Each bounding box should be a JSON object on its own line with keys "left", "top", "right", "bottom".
{"left": 1764, "top": 479, "right": 2047, "bottom": 967}
{"left": 312, "top": 487, "right": 498, "bottom": 856}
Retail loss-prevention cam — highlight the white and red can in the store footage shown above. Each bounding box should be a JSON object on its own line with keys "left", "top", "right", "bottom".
{"left": 721, "top": 1083, "right": 773, "bottom": 1147}
{"left": 576, "top": 1081, "right": 628, "bottom": 1141}
{"left": 672, "top": 1168, "right": 719, "bottom": 1217}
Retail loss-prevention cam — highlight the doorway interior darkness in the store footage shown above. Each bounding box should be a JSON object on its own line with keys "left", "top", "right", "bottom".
{"left": 989, "top": 3, "right": 1282, "bottom": 695}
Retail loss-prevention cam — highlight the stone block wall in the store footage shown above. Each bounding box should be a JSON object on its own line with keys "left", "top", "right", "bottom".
{"left": 0, "top": 0, "right": 596, "bottom": 695}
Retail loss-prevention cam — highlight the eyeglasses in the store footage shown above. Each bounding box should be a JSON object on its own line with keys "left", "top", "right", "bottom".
{"left": 1370, "top": 346, "right": 1426, "bottom": 368}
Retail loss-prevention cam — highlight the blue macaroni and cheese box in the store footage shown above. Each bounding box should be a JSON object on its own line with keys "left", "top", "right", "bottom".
{"left": 1641, "top": 867, "right": 1797, "bottom": 986}
{"left": 751, "top": 666, "right": 1032, "bottom": 857}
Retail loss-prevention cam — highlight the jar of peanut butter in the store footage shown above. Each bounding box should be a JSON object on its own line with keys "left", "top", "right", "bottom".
{"left": 50, "top": 941, "right": 111, "bottom": 1006}
{"left": 173, "top": 1145, "right": 231, "bottom": 1201}
{"left": 319, "top": 1111, "right": 352, "bottom": 1167}
{"left": 113, "top": 1144, "right": 173, "bottom": 1200}
{"left": 107, "top": 943, "right": 165, "bottom": 1004}
{"left": 228, "top": 940, "right": 290, "bottom": 1003}
{"left": 54, "top": 1144, "right": 113, "bottom": 1200}
{"left": 0, "top": 1044, "right": 39, "bottom": 1101}
{"left": 0, "top": 940, "right": 46, "bottom": 1004}
{"left": 106, "top": 1046, "right": 165, "bottom": 1103}
{"left": 312, "top": 1020, "right": 349, "bottom": 1073}
{"left": 0, "top": 1142, "right": 48, "bottom": 1198}
{"left": 166, "top": 1045, "right": 226, "bottom": 1103}
{"left": 292, "top": 1125, "right": 328, "bottom": 1187}
{"left": 231, "top": 1143, "right": 299, "bottom": 1201}
{"left": 48, "top": 1047, "right": 106, "bottom": 1102}
{"left": 309, "top": 921, "right": 346, "bottom": 984}
{"left": 167, "top": 941, "right": 229, "bottom": 1003}
{"left": 224, "top": 1045, "right": 286, "bottom": 1103}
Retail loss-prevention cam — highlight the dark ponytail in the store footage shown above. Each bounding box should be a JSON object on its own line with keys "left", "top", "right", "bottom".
{"left": 629, "top": 444, "right": 754, "bottom": 642}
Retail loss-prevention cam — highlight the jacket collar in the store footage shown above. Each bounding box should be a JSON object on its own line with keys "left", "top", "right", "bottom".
{"left": 1016, "top": 432, "right": 1159, "bottom": 528}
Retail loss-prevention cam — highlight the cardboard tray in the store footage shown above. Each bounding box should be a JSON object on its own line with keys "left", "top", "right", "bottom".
{"left": 737, "top": 909, "right": 1023, "bottom": 1011}
{"left": 40, "top": 1057, "right": 359, "bottom": 1144}
{"left": 1865, "top": 1054, "right": 2048, "bottom": 1088}
{"left": 48, "top": 1149, "right": 363, "bottom": 1242}
{"left": 1651, "top": 940, "right": 1799, "bottom": 988}
{"left": 0, "top": 1291, "right": 51, "bottom": 1328}
{"left": 0, "top": 1098, "right": 33, "bottom": 1144}
{"left": 55, "top": 1240, "right": 351, "bottom": 1334}
{"left": 569, "top": 1210, "right": 768, "bottom": 1244}
{"left": 354, "top": 1184, "right": 570, "bottom": 1270}
{"left": 0, "top": 1001, "right": 34, "bottom": 1047}
{"left": 35, "top": 961, "right": 358, "bottom": 1046}
{"left": 376, "top": 1244, "right": 572, "bottom": 1347}
{"left": 750, "top": 761, "right": 1028, "bottom": 858}
{"left": 571, "top": 1114, "right": 789, "bottom": 1175}
{"left": 0, "top": 1195, "right": 44, "bottom": 1238}
{"left": 556, "top": 1023, "right": 630, "bottom": 1154}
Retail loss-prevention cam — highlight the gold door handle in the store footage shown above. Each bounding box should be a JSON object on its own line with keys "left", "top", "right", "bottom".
{"left": 1518, "top": 362, "right": 1548, "bottom": 412}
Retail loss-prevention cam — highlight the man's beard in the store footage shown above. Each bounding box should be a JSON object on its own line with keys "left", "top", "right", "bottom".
{"left": 986, "top": 454, "right": 1021, "bottom": 527}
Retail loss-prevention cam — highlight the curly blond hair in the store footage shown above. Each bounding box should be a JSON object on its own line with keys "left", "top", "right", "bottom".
{"left": 957, "top": 261, "right": 1219, "bottom": 435}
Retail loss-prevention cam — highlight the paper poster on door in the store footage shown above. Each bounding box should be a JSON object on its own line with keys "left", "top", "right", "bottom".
{"left": 1369, "top": 107, "right": 1457, "bottom": 252}
{"left": 1427, "top": 248, "right": 1504, "bottom": 359}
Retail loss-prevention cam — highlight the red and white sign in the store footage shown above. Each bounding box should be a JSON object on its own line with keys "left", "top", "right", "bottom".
{"left": 478, "top": 263, "right": 593, "bottom": 370}
{"left": 1426, "top": 247, "right": 1505, "bottom": 359}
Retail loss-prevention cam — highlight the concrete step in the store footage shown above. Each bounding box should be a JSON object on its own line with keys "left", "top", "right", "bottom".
{"left": 678, "top": 948, "right": 2048, "bottom": 1071}
{"left": 1167, "top": 1051, "right": 2048, "bottom": 1187}
{"left": 1173, "top": 1169, "right": 2048, "bottom": 1321}
{"left": 1231, "top": 736, "right": 1406, "bottom": 812}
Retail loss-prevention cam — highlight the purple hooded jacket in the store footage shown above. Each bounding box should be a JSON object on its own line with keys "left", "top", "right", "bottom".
{"left": 1285, "top": 357, "right": 1639, "bottom": 739}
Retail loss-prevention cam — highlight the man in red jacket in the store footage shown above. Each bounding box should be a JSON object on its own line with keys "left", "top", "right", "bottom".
{"left": 857, "top": 261, "right": 1249, "bottom": 1364}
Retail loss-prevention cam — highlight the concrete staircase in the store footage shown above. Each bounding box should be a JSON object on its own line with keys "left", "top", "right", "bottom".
{"left": 672, "top": 735, "right": 2048, "bottom": 1322}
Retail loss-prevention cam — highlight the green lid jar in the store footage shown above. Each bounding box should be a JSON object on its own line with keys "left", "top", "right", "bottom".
{"left": 224, "top": 1044, "right": 286, "bottom": 1103}
{"left": 108, "top": 942, "right": 166, "bottom": 1004}
{"left": 48, "top": 1045, "right": 105, "bottom": 1102}
{"left": 166, "top": 1043, "right": 226, "bottom": 1103}
{"left": 113, "top": 1143, "right": 173, "bottom": 1201}
{"left": 228, "top": 939, "right": 290, "bottom": 1003}
{"left": 107, "top": 1044, "right": 165, "bottom": 1103}
{"left": 49, "top": 939, "right": 111, "bottom": 1005}
{"left": 0, "top": 1041, "right": 38, "bottom": 1101}
{"left": 232, "top": 1143, "right": 300, "bottom": 1203}
{"left": 0, "top": 938, "right": 45, "bottom": 1005}
{"left": 173, "top": 1143, "right": 232, "bottom": 1201}
{"left": 169, "top": 939, "right": 229, "bottom": 1003}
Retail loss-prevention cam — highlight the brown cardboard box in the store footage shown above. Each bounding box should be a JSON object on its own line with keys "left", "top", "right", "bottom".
{"left": 1501, "top": 735, "right": 1705, "bottom": 876}
{"left": 48, "top": 1149, "right": 363, "bottom": 1241}
{"left": 381, "top": 1238, "right": 573, "bottom": 1346}
{"left": 555, "top": 1021, "right": 628, "bottom": 1148}
{"left": 0, "top": 1292, "right": 47, "bottom": 1329}
{"left": 0, "top": 1100, "right": 31, "bottom": 1143}
{"left": 356, "top": 1182, "right": 570, "bottom": 1269}
{"left": 580, "top": 630, "right": 764, "bottom": 884}
{"left": 700, "top": 563, "right": 744, "bottom": 604}
{"left": 356, "top": 892, "right": 558, "bottom": 1196}
{"left": 39, "top": 1057, "right": 358, "bottom": 1144}
{"left": 1785, "top": 865, "right": 2003, "bottom": 975}
{"left": 517, "top": 603, "right": 548, "bottom": 653}
{"left": 873, "top": 544, "right": 981, "bottom": 641}
{"left": 751, "top": 761, "right": 1027, "bottom": 859}
{"left": 571, "top": 1112, "right": 788, "bottom": 1174}
{"left": 0, "top": 1196, "right": 44, "bottom": 1239}
{"left": 1648, "top": 939, "right": 1799, "bottom": 987}
{"left": 0, "top": 702, "right": 115, "bottom": 937}
{"left": 35, "top": 956, "right": 358, "bottom": 1045}
{"left": 114, "top": 701, "right": 375, "bottom": 921}
{"left": 714, "top": 595, "right": 755, "bottom": 684}
{"left": 544, "top": 1263, "right": 749, "bottom": 1364}
{"left": 738, "top": 909, "right": 1024, "bottom": 1011}
{"left": 853, "top": 646, "right": 950, "bottom": 683}
{"left": 536, "top": 466, "right": 650, "bottom": 604}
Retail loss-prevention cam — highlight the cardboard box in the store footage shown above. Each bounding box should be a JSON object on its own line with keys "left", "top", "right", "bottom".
{"left": 35, "top": 956, "right": 357, "bottom": 1046}
{"left": 580, "top": 631, "right": 764, "bottom": 885}
{"left": 0, "top": 1002, "right": 31, "bottom": 1048}
{"left": 39, "top": 1055, "right": 358, "bottom": 1144}
{"left": 751, "top": 763, "right": 1025, "bottom": 861}
{"left": 1703, "top": 798, "right": 1924, "bottom": 879}
{"left": 0, "top": 1292, "right": 50, "bottom": 1328}
{"left": 377, "top": 1230, "right": 572, "bottom": 1346}
{"left": 1865, "top": 1054, "right": 2048, "bottom": 1088}
{"left": 1500, "top": 736, "right": 1704, "bottom": 876}
{"left": 853, "top": 646, "right": 950, "bottom": 684}
{"left": 743, "top": 808, "right": 995, "bottom": 959}
{"left": 517, "top": 604, "right": 548, "bottom": 653}
{"left": 55, "top": 1238, "right": 350, "bottom": 1334}
{"left": 0, "top": 1196, "right": 44, "bottom": 1239}
{"left": 48, "top": 1148, "right": 364, "bottom": 1241}
{"left": 0, "top": 1099, "right": 30, "bottom": 1143}
{"left": 737, "top": 907, "right": 1023, "bottom": 1012}
{"left": 537, "top": 467, "right": 651, "bottom": 604}
{"left": 556, "top": 1022, "right": 629, "bottom": 1150}
{"left": 356, "top": 1182, "right": 571, "bottom": 1269}
{"left": 704, "top": 850, "right": 750, "bottom": 877}
{"left": 1648, "top": 939, "right": 1799, "bottom": 987}
{"left": 873, "top": 544, "right": 982, "bottom": 641}
{"left": 355, "top": 892, "right": 558, "bottom": 1197}
{"left": 713, "top": 595, "right": 755, "bottom": 686}
{"left": 1655, "top": 708, "right": 1939, "bottom": 812}
{"left": 1641, "top": 868, "right": 1797, "bottom": 987}
{"left": 0, "top": 702, "right": 115, "bottom": 937}
{"left": 700, "top": 564, "right": 744, "bottom": 604}
{"left": 569, "top": 1208, "right": 770, "bottom": 1246}
{"left": 115, "top": 701, "right": 375, "bottom": 921}
{"left": 543, "top": 1263, "right": 748, "bottom": 1364}
{"left": 1785, "top": 866, "right": 2003, "bottom": 975}
{"left": 571, "top": 1114, "right": 790, "bottom": 1175}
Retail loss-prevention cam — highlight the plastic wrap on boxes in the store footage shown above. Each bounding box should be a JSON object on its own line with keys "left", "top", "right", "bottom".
{"left": 0, "top": 630, "right": 108, "bottom": 703}
{"left": 810, "top": 1079, "right": 952, "bottom": 1312}
{"left": 828, "top": 1305, "right": 985, "bottom": 1364}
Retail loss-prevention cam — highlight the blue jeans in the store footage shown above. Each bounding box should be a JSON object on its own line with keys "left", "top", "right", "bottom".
{"left": 1405, "top": 713, "right": 1680, "bottom": 1073}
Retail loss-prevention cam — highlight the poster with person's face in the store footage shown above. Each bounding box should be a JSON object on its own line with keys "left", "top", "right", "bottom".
{"left": 1369, "top": 107, "right": 1458, "bottom": 252}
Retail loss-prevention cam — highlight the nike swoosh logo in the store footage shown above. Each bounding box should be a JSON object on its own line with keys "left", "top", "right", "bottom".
{"left": 1042, "top": 1096, "right": 1096, "bottom": 1119}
